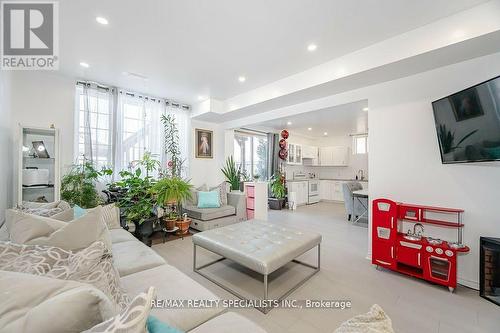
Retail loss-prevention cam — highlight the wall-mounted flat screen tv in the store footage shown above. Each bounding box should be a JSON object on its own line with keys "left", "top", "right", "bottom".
{"left": 432, "top": 75, "right": 500, "bottom": 164}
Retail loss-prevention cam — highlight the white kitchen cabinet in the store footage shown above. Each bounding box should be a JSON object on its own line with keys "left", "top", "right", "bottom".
{"left": 320, "top": 180, "right": 345, "bottom": 202}
{"left": 333, "top": 181, "right": 344, "bottom": 201}
{"left": 287, "top": 143, "right": 302, "bottom": 165}
{"left": 319, "top": 146, "right": 349, "bottom": 166}
{"left": 302, "top": 145, "right": 318, "bottom": 159}
{"left": 287, "top": 181, "right": 308, "bottom": 206}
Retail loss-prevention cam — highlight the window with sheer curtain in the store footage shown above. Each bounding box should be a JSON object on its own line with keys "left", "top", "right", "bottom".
{"left": 75, "top": 83, "right": 190, "bottom": 178}
{"left": 233, "top": 130, "right": 268, "bottom": 179}
{"left": 115, "top": 93, "right": 163, "bottom": 173}
{"left": 75, "top": 84, "right": 114, "bottom": 169}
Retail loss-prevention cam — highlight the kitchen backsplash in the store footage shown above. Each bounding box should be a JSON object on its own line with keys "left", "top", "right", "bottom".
{"left": 284, "top": 154, "right": 368, "bottom": 180}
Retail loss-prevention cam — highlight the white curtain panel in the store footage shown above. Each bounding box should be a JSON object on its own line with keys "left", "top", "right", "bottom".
{"left": 115, "top": 93, "right": 164, "bottom": 177}
{"left": 75, "top": 84, "right": 114, "bottom": 169}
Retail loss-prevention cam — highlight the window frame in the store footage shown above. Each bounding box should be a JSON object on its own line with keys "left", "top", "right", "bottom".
{"left": 353, "top": 135, "right": 369, "bottom": 155}
{"left": 233, "top": 130, "right": 268, "bottom": 179}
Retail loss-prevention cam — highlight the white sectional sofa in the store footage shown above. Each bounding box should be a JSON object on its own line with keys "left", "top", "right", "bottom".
{"left": 0, "top": 204, "right": 266, "bottom": 333}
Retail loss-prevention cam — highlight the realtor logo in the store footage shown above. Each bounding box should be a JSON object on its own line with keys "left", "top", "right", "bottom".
{"left": 1, "top": 1, "right": 59, "bottom": 70}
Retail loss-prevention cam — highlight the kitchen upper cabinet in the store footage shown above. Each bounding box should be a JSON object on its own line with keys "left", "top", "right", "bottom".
{"left": 319, "top": 146, "right": 349, "bottom": 166}
{"left": 302, "top": 145, "right": 319, "bottom": 166}
{"left": 287, "top": 143, "right": 302, "bottom": 165}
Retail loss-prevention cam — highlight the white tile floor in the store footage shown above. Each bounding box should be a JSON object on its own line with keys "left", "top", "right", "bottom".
{"left": 153, "top": 202, "right": 500, "bottom": 333}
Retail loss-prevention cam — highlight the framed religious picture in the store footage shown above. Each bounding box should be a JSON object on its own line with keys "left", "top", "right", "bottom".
{"left": 449, "top": 87, "right": 484, "bottom": 122}
{"left": 195, "top": 128, "right": 213, "bottom": 158}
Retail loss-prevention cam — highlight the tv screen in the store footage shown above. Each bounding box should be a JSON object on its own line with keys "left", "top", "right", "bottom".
{"left": 432, "top": 75, "right": 500, "bottom": 164}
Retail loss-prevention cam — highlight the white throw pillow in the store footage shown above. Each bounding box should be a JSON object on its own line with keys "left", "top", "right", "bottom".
{"left": 9, "top": 206, "right": 112, "bottom": 251}
{"left": 0, "top": 270, "right": 116, "bottom": 332}
{"left": 6, "top": 209, "right": 67, "bottom": 243}
{"left": 85, "top": 287, "right": 155, "bottom": 333}
{"left": 101, "top": 204, "right": 122, "bottom": 230}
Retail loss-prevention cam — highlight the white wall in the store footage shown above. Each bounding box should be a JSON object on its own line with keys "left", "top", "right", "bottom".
{"left": 190, "top": 120, "right": 226, "bottom": 187}
{"left": 367, "top": 52, "right": 500, "bottom": 288}
{"left": 0, "top": 72, "right": 13, "bottom": 224}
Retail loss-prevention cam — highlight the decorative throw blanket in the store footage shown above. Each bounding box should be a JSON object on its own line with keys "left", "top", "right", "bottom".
{"left": 334, "top": 304, "right": 395, "bottom": 333}
{"left": 0, "top": 241, "right": 129, "bottom": 313}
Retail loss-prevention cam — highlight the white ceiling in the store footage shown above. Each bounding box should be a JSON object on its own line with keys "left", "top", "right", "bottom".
{"left": 251, "top": 100, "right": 368, "bottom": 138}
{"left": 59, "top": 0, "right": 489, "bottom": 104}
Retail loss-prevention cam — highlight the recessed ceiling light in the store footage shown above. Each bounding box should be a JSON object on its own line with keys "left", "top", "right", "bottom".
{"left": 363, "top": 107, "right": 369, "bottom": 112}
{"left": 96, "top": 17, "right": 109, "bottom": 25}
{"left": 287, "top": 121, "right": 292, "bottom": 125}
{"left": 308, "top": 127, "right": 312, "bottom": 131}
{"left": 323, "top": 132, "right": 328, "bottom": 136}
{"left": 79, "top": 62, "right": 89, "bottom": 68}
{"left": 238, "top": 76, "right": 246, "bottom": 83}
{"left": 197, "top": 96, "right": 207, "bottom": 101}
{"left": 307, "top": 44, "right": 317, "bottom": 52}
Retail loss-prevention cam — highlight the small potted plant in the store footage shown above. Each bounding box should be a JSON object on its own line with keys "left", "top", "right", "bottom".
{"left": 268, "top": 172, "right": 286, "bottom": 210}
{"left": 221, "top": 156, "right": 242, "bottom": 192}
{"left": 150, "top": 177, "right": 193, "bottom": 235}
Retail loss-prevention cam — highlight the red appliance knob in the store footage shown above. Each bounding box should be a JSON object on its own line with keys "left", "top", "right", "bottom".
{"left": 435, "top": 248, "right": 443, "bottom": 255}
{"left": 445, "top": 250, "right": 454, "bottom": 257}
{"left": 426, "top": 246, "right": 433, "bottom": 253}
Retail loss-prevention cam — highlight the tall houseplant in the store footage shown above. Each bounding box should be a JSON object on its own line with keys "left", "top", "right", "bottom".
{"left": 61, "top": 158, "right": 112, "bottom": 208}
{"left": 221, "top": 156, "right": 242, "bottom": 191}
{"left": 268, "top": 172, "right": 286, "bottom": 210}
{"left": 161, "top": 114, "right": 184, "bottom": 178}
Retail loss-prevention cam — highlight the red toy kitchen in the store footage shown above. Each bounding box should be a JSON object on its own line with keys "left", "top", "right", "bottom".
{"left": 372, "top": 198, "right": 470, "bottom": 292}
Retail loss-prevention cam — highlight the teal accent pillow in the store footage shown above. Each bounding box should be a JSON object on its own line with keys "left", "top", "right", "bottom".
{"left": 197, "top": 191, "right": 221, "bottom": 208}
{"left": 147, "top": 315, "right": 183, "bottom": 333}
{"left": 73, "top": 205, "right": 87, "bottom": 219}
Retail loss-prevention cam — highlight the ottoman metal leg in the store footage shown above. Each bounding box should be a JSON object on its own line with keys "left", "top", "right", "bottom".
{"left": 193, "top": 243, "right": 321, "bottom": 314}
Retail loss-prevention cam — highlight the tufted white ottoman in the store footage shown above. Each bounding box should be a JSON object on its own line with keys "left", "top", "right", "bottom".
{"left": 192, "top": 220, "right": 321, "bottom": 313}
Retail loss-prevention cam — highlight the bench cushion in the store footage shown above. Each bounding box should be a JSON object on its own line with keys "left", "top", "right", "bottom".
{"left": 111, "top": 240, "right": 166, "bottom": 277}
{"left": 120, "top": 264, "right": 224, "bottom": 332}
{"left": 192, "top": 220, "right": 321, "bottom": 275}
{"left": 184, "top": 205, "right": 235, "bottom": 221}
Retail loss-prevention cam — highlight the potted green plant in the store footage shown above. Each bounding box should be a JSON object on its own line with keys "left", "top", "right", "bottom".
{"left": 61, "top": 158, "right": 112, "bottom": 208}
{"left": 161, "top": 114, "right": 185, "bottom": 178}
{"left": 150, "top": 177, "right": 193, "bottom": 234}
{"left": 114, "top": 153, "right": 159, "bottom": 245}
{"left": 268, "top": 172, "right": 286, "bottom": 210}
{"left": 221, "top": 156, "right": 242, "bottom": 192}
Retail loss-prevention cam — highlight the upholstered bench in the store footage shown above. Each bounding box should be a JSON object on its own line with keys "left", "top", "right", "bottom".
{"left": 192, "top": 220, "right": 321, "bottom": 313}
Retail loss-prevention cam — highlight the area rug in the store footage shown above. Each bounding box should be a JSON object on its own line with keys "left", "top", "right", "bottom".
{"left": 334, "top": 304, "right": 394, "bottom": 333}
